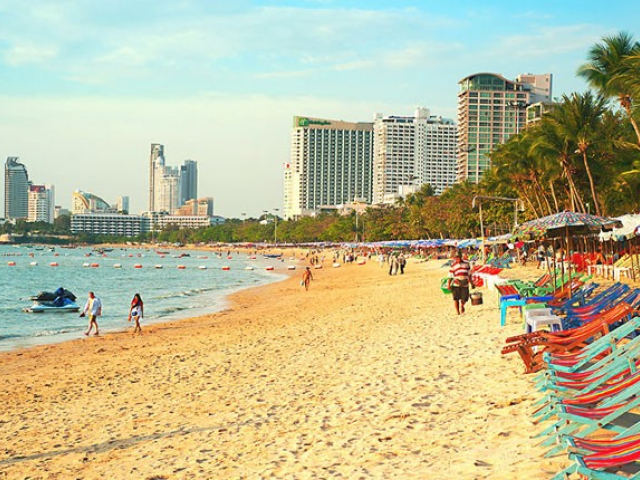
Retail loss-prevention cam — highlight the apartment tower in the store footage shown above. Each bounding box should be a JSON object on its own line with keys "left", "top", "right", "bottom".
{"left": 148, "top": 143, "right": 165, "bottom": 212}
{"left": 373, "top": 108, "right": 457, "bottom": 203}
{"left": 27, "top": 184, "right": 55, "bottom": 223}
{"left": 4, "top": 157, "right": 30, "bottom": 220}
{"left": 180, "top": 160, "right": 198, "bottom": 206}
{"left": 456, "top": 73, "right": 552, "bottom": 183}
{"left": 284, "top": 116, "right": 373, "bottom": 220}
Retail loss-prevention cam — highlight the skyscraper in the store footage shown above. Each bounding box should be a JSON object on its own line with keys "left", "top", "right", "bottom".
{"left": 149, "top": 143, "right": 165, "bottom": 212}
{"left": 156, "top": 167, "right": 181, "bottom": 214}
{"left": 284, "top": 116, "right": 373, "bottom": 220}
{"left": 456, "top": 73, "right": 552, "bottom": 183}
{"left": 4, "top": 157, "right": 30, "bottom": 220}
{"left": 180, "top": 160, "right": 198, "bottom": 206}
{"left": 372, "top": 108, "right": 458, "bottom": 203}
{"left": 115, "top": 196, "right": 130, "bottom": 213}
{"left": 27, "top": 184, "right": 55, "bottom": 223}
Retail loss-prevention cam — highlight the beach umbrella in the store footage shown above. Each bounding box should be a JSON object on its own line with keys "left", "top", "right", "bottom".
{"left": 515, "top": 211, "right": 622, "bottom": 239}
{"left": 514, "top": 211, "right": 622, "bottom": 296}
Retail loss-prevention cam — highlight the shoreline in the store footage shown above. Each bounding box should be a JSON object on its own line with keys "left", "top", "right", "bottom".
{"left": 0, "top": 257, "right": 566, "bottom": 479}
{"left": 0, "top": 245, "right": 296, "bottom": 354}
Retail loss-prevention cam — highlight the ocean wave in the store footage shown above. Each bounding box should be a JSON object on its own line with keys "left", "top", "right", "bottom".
{"left": 153, "top": 286, "right": 220, "bottom": 300}
{"left": 0, "top": 333, "right": 22, "bottom": 341}
{"left": 33, "top": 327, "right": 81, "bottom": 337}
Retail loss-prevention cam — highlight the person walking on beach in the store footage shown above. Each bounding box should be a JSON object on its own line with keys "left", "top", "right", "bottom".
{"left": 447, "top": 251, "right": 472, "bottom": 315}
{"left": 302, "top": 266, "right": 313, "bottom": 291}
{"left": 389, "top": 255, "right": 399, "bottom": 275}
{"left": 80, "top": 291, "right": 102, "bottom": 336}
{"left": 398, "top": 253, "right": 407, "bottom": 275}
{"left": 128, "top": 293, "right": 144, "bottom": 335}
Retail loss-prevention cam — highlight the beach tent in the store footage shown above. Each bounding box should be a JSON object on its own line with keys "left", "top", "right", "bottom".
{"left": 599, "top": 213, "right": 640, "bottom": 241}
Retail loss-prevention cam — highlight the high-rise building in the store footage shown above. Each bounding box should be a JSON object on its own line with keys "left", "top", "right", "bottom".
{"left": 156, "top": 166, "right": 181, "bottom": 214}
{"left": 27, "top": 184, "right": 55, "bottom": 223}
{"left": 4, "top": 157, "right": 30, "bottom": 220}
{"left": 149, "top": 143, "right": 165, "bottom": 212}
{"left": 372, "top": 108, "right": 458, "bottom": 203}
{"left": 115, "top": 196, "right": 130, "bottom": 214}
{"left": 180, "top": 160, "right": 198, "bottom": 206}
{"left": 284, "top": 116, "right": 373, "bottom": 220}
{"left": 456, "top": 73, "right": 552, "bottom": 183}
{"left": 148, "top": 145, "right": 197, "bottom": 214}
{"left": 423, "top": 114, "right": 458, "bottom": 195}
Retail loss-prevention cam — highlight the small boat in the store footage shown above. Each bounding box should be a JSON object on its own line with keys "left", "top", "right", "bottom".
{"left": 23, "top": 289, "right": 80, "bottom": 313}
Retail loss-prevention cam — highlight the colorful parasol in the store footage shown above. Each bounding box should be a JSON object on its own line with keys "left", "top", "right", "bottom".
{"left": 514, "top": 211, "right": 622, "bottom": 239}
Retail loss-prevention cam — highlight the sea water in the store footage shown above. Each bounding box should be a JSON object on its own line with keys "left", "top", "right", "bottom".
{"left": 0, "top": 245, "right": 289, "bottom": 352}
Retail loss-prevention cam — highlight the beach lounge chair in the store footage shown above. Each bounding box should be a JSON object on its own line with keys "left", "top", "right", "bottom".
{"left": 552, "top": 432, "right": 640, "bottom": 479}
{"left": 538, "top": 371, "right": 640, "bottom": 456}
{"left": 501, "top": 302, "right": 636, "bottom": 373}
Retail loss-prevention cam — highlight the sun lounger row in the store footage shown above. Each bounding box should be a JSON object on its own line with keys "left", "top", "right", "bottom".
{"left": 502, "top": 285, "right": 640, "bottom": 478}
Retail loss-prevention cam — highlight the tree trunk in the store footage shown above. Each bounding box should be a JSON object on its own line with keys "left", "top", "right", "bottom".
{"left": 623, "top": 100, "right": 640, "bottom": 146}
{"left": 549, "top": 181, "right": 560, "bottom": 213}
{"left": 581, "top": 150, "right": 601, "bottom": 215}
{"left": 532, "top": 175, "right": 553, "bottom": 214}
{"left": 563, "top": 159, "right": 586, "bottom": 212}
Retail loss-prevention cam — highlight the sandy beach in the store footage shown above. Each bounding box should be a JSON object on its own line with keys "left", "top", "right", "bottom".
{"left": 0, "top": 256, "right": 567, "bottom": 479}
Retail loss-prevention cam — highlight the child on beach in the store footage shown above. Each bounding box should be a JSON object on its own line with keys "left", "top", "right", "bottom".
{"left": 128, "top": 293, "right": 144, "bottom": 335}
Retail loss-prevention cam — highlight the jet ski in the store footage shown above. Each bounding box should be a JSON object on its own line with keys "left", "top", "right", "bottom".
{"left": 23, "top": 288, "right": 80, "bottom": 313}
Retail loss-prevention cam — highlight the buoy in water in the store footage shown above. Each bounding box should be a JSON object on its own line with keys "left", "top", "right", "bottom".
{"left": 113, "top": 264, "right": 122, "bottom": 268}
{"left": 134, "top": 264, "right": 142, "bottom": 269}
{"left": 245, "top": 266, "right": 254, "bottom": 270}
{"left": 30, "top": 261, "right": 37, "bottom": 266}
{"left": 221, "top": 266, "right": 230, "bottom": 271}
{"left": 265, "top": 266, "right": 274, "bottom": 271}
{"left": 50, "top": 262, "right": 59, "bottom": 267}
{"left": 199, "top": 265, "right": 207, "bottom": 270}
{"left": 155, "top": 264, "right": 163, "bottom": 269}
{"left": 83, "top": 262, "right": 90, "bottom": 267}
{"left": 7, "top": 261, "right": 16, "bottom": 266}
{"left": 90, "top": 263, "right": 99, "bottom": 268}
{"left": 177, "top": 265, "right": 186, "bottom": 269}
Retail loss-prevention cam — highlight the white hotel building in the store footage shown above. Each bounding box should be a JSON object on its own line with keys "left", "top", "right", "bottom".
{"left": 373, "top": 108, "right": 457, "bottom": 204}
{"left": 284, "top": 116, "right": 373, "bottom": 220}
{"left": 27, "top": 184, "right": 55, "bottom": 223}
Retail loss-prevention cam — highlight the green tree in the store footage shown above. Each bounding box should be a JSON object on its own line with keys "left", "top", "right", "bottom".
{"left": 578, "top": 31, "right": 640, "bottom": 144}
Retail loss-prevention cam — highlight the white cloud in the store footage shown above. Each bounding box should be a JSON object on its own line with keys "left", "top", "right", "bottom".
{"left": 4, "top": 43, "right": 58, "bottom": 66}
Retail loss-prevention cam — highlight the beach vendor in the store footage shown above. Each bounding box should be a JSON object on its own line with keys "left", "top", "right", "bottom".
{"left": 80, "top": 291, "right": 102, "bottom": 336}
{"left": 447, "top": 251, "right": 472, "bottom": 315}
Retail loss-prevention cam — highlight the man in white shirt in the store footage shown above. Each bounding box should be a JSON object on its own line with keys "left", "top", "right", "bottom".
{"left": 80, "top": 291, "right": 102, "bottom": 336}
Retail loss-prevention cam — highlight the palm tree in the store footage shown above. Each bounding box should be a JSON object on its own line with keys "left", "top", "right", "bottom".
{"left": 578, "top": 31, "right": 640, "bottom": 145}
{"left": 555, "top": 92, "right": 608, "bottom": 215}
{"left": 531, "top": 110, "right": 586, "bottom": 213}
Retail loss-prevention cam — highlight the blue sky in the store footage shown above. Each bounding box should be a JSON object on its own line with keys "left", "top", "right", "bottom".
{"left": 0, "top": 0, "right": 638, "bottom": 218}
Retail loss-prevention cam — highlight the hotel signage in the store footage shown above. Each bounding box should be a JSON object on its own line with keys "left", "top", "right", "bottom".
{"left": 296, "top": 117, "right": 331, "bottom": 127}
